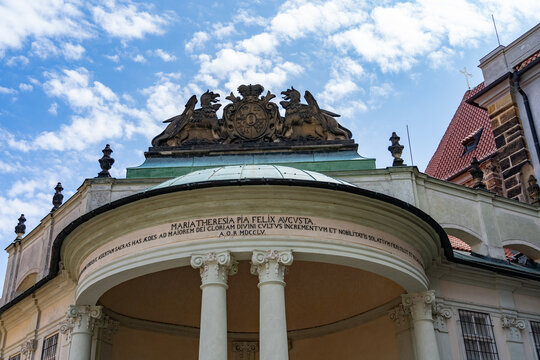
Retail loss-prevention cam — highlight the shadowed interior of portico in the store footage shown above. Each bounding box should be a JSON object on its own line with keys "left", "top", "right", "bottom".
{"left": 99, "top": 261, "right": 404, "bottom": 359}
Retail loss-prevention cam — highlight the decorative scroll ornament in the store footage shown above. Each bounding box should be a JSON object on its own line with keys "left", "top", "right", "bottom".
{"left": 401, "top": 290, "right": 436, "bottom": 321}
{"left": 191, "top": 251, "right": 238, "bottom": 287}
{"left": 150, "top": 84, "right": 353, "bottom": 149}
{"left": 433, "top": 304, "right": 452, "bottom": 332}
{"left": 388, "top": 304, "right": 410, "bottom": 331}
{"left": 96, "top": 314, "right": 120, "bottom": 343}
{"left": 20, "top": 339, "right": 37, "bottom": 360}
{"left": 501, "top": 315, "right": 526, "bottom": 342}
{"left": 250, "top": 249, "right": 293, "bottom": 284}
{"left": 61, "top": 305, "right": 103, "bottom": 341}
{"left": 232, "top": 341, "right": 259, "bottom": 360}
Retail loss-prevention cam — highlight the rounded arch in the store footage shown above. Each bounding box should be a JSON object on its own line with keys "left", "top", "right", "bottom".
{"left": 74, "top": 239, "right": 429, "bottom": 305}
{"left": 15, "top": 271, "right": 38, "bottom": 294}
{"left": 441, "top": 224, "right": 484, "bottom": 253}
{"left": 502, "top": 240, "right": 540, "bottom": 261}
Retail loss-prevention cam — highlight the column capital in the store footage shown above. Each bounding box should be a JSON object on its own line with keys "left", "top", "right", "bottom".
{"left": 20, "top": 339, "right": 37, "bottom": 360}
{"left": 401, "top": 290, "right": 435, "bottom": 321}
{"left": 250, "top": 249, "right": 293, "bottom": 285}
{"left": 61, "top": 305, "right": 103, "bottom": 339}
{"left": 501, "top": 315, "right": 526, "bottom": 342}
{"left": 191, "top": 250, "right": 237, "bottom": 288}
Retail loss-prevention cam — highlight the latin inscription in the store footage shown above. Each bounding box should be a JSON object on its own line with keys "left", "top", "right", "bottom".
{"left": 78, "top": 215, "right": 424, "bottom": 279}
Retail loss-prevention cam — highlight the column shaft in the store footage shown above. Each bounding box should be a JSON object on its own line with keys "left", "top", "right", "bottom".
{"left": 65, "top": 305, "right": 102, "bottom": 360}
{"left": 402, "top": 291, "right": 440, "bottom": 360}
{"left": 251, "top": 250, "right": 293, "bottom": 360}
{"left": 192, "top": 251, "right": 237, "bottom": 360}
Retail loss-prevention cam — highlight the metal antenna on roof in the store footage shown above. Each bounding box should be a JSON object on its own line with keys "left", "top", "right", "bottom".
{"left": 406, "top": 125, "right": 414, "bottom": 166}
{"left": 459, "top": 67, "right": 472, "bottom": 90}
{"left": 492, "top": 14, "right": 510, "bottom": 71}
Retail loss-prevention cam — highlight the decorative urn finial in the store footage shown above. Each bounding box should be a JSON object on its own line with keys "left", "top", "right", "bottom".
{"left": 51, "top": 182, "right": 64, "bottom": 212}
{"left": 469, "top": 157, "right": 486, "bottom": 189}
{"left": 15, "top": 214, "right": 26, "bottom": 239}
{"left": 98, "top": 144, "right": 115, "bottom": 178}
{"left": 388, "top": 132, "right": 405, "bottom": 166}
{"left": 527, "top": 175, "right": 540, "bottom": 205}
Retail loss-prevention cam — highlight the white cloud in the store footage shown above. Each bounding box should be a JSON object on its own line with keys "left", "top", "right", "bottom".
{"left": 31, "top": 38, "right": 59, "bottom": 58}
{"left": 19, "top": 83, "right": 33, "bottom": 92}
{"left": 48, "top": 102, "right": 58, "bottom": 115}
{"left": 133, "top": 54, "right": 146, "bottom": 63}
{"left": 185, "top": 31, "right": 209, "bottom": 52}
{"left": 115, "top": 65, "right": 124, "bottom": 71}
{"left": 238, "top": 33, "right": 279, "bottom": 54}
{"left": 0, "top": 86, "right": 16, "bottom": 95}
{"left": 152, "top": 49, "right": 176, "bottom": 62}
{"left": 62, "top": 43, "right": 85, "bottom": 60}
{"left": 428, "top": 46, "right": 456, "bottom": 69}
{"left": 105, "top": 54, "right": 120, "bottom": 62}
{"left": 213, "top": 23, "right": 235, "bottom": 39}
{"left": 92, "top": 0, "right": 173, "bottom": 40}
{"left": 6, "top": 55, "right": 29, "bottom": 66}
{"left": 233, "top": 9, "right": 268, "bottom": 27}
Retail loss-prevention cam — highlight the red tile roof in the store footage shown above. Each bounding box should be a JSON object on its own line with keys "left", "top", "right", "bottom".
{"left": 448, "top": 235, "right": 471, "bottom": 252}
{"left": 515, "top": 49, "right": 540, "bottom": 71}
{"left": 426, "top": 83, "right": 497, "bottom": 180}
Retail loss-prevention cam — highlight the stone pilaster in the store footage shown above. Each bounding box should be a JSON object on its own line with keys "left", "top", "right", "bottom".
{"left": 388, "top": 304, "right": 414, "bottom": 360}
{"left": 191, "top": 251, "right": 237, "bottom": 360}
{"left": 402, "top": 291, "right": 440, "bottom": 360}
{"left": 433, "top": 304, "right": 453, "bottom": 360}
{"left": 251, "top": 250, "right": 293, "bottom": 360}
{"left": 501, "top": 315, "right": 527, "bottom": 360}
{"left": 20, "top": 339, "right": 37, "bottom": 360}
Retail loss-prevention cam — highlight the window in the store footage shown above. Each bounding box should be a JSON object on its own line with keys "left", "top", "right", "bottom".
{"left": 41, "top": 333, "right": 58, "bottom": 360}
{"left": 462, "top": 128, "right": 484, "bottom": 155}
{"left": 532, "top": 321, "right": 540, "bottom": 359}
{"left": 8, "top": 354, "right": 20, "bottom": 360}
{"left": 459, "top": 309, "right": 499, "bottom": 360}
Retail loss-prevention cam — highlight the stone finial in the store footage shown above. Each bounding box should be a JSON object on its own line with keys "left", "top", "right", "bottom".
{"left": 388, "top": 132, "right": 405, "bottom": 166}
{"left": 51, "top": 182, "right": 64, "bottom": 212}
{"left": 15, "top": 214, "right": 26, "bottom": 238}
{"left": 527, "top": 175, "right": 540, "bottom": 205}
{"left": 469, "top": 157, "right": 486, "bottom": 189}
{"left": 98, "top": 144, "right": 115, "bottom": 178}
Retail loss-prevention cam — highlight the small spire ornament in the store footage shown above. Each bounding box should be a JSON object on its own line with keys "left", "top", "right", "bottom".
{"left": 527, "top": 175, "right": 540, "bottom": 205}
{"left": 98, "top": 144, "right": 115, "bottom": 178}
{"left": 469, "top": 157, "right": 486, "bottom": 189}
{"left": 388, "top": 132, "right": 405, "bottom": 166}
{"left": 51, "top": 182, "right": 64, "bottom": 212}
{"left": 15, "top": 214, "right": 26, "bottom": 239}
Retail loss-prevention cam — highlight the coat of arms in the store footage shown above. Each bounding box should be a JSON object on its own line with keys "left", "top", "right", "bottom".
{"left": 223, "top": 84, "right": 280, "bottom": 143}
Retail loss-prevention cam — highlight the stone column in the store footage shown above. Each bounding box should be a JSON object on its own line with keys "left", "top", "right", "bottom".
{"left": 64, "top": 305, "right": 102, "bottom": 360}
{"left": 501, "top": 315, "right": 527, "bottom": 360}
{"left": 191, "top": 251, "right": 237, "bottom": 360}
{"left": 401, "top": 291, "right": 440, "bottom": 360}
{"left": 251, "top": 250, "right": 293, "bottom": 360}
{"left": 433, "top": 304, "right": 453, "bottom": 360}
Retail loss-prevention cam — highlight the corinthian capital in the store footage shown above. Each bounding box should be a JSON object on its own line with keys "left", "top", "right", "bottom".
{"left": 191, "top": 250, "right": 237, "bottom": 288}
{"left": 61, "top": 305, "right": 103, "bottom": 340}
{"left": 401, "top": 290, "right": 435, "bottom": 321}
{"left": 250, "top": 249, "right": 293, "bottom": 285}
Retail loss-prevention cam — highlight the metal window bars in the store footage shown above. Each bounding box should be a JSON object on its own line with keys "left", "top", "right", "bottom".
{"left": 41, "top": 333, "right": 58, "bottom": 360}
{"left": 531, "top": 321, "right": 540, "bottom": 359}
{"left": 8, "top": 354, "right": 21, "bottom": 360}
{"left": 458, "top": 309, "right": 499, "bottom": 360}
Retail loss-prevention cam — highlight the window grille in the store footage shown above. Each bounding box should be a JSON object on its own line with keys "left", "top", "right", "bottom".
{"left": 531, "top": 321, "right": 540, "bottom": 359}
{"left": 8, "top": 354, "right": 20, "bottom": 360}
{"left": 41, "top": 333, "right": 58, "bottom": 360}
{"left": 458, "top": 309, "right": 499, "bottom": 360}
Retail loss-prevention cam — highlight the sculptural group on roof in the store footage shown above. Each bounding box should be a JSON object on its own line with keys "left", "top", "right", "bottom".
{"left": 151, "top": 84, "right": 352, "bottom": 147}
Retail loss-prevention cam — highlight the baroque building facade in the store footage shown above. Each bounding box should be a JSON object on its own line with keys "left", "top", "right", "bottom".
{"left": 1, "top": 58, "right": 540, "bottom": 359}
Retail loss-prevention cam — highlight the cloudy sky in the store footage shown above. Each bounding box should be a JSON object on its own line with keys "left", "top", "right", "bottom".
{"left": 0, "top": 0, "right": 539, "bottom": 288}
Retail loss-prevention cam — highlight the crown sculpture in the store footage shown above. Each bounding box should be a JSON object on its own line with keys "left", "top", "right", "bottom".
{"left": 150, "top": 84, "right": 353, "bottom": 155}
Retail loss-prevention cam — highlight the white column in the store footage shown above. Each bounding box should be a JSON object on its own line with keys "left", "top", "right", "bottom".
{"left": 251, "top": 249, "right": 293, "bottom": 360}
{"left": 191, "top": 251, "right": 237, "bottom": 360}
{"left": 401, "top": 291, "right": 440, "bottom": 360}
{"left": 65, "top": 305, "right": 103, "bottom": 360}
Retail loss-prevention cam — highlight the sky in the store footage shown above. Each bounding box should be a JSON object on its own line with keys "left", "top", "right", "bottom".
{"left": 0, "top": 0, "right": 539, "bottom": 290}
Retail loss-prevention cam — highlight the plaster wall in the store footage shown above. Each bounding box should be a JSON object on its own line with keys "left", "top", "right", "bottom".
{"left": 438, "top": 280, "right": 499, "bottom": 307}
{"left": 517, "top": 67, "right": 540, "bottom": 180}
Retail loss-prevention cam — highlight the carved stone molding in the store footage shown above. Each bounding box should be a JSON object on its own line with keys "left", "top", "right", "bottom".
{"left": 60, "top": 305, "right": 103, "bottom": 341}
{"left": 20, "top": 339, "right": 37, "bottom": 360}
{"left": 191, "top": 251, "right": 238, "bottom": 288}
{"left": 250, "top": 249, "right": 293, "bottom": 285}
{"left": 97, "top": 314, "right": 120, "bottom": 343}
{"left": 433, "top": 304, "right": 452, "bottom": 332}
{"left": 401, "top": 290, "right": 436, "bottom": 321}
{"left": 232, "top": 341, "right": 259, "bottom": 360}
{"left": 388, "top": 304, "right": 410, "bottom": 332}
{"left": 501, "top": 315, "right": 526, "bottom": 342}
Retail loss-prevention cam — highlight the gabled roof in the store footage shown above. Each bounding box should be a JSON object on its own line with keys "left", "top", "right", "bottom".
{"left": 426, "top": 83, "right": 497, "bottom": 180}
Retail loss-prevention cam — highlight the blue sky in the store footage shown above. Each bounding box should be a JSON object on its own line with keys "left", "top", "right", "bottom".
{"left": 0, "top": 0, "right": 539, "bottom": 289}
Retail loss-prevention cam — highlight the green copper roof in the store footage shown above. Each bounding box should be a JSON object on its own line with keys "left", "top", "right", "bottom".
{"left": 126, "top": 150, "right": 375, "bottom": 179}
{"left": 144, "top": 165, "right": 357, "bottom": 191}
